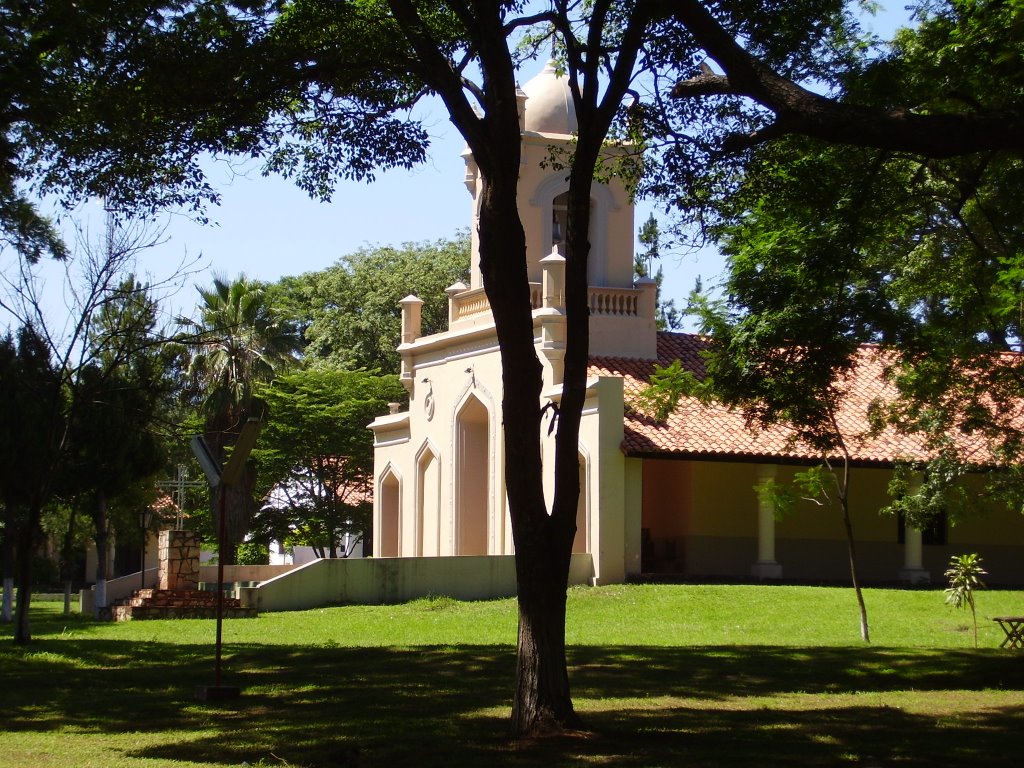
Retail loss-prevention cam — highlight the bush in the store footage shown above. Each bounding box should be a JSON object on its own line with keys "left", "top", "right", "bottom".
{"left": 235, "top": 541, "right": 270, "bottom": 566}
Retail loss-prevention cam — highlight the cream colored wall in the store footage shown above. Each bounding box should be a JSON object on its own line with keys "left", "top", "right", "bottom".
{"left": 681, "top": 462, "right": 902, "bottom": 579}
{"left": 248, "top": 553, "right": 596, "bottom": 612}
{"left": 372, "top": 327, "right": 509, "bottom": 559}
{"left": 642, "top": 461, "right": 905, "bottom": 547}
{"left": 592, "top": 376, "right": 628, "bottom": 584}
{"left": 642, "top": 457, "right": 691, "bottom": 541}
{"left": 623, "top": 457, "right": 644, "bottom": 577}
{"left": 947, "top": 475, "right": 1024, "bottom": 545}
{"left": 417, "top": 446, "right": 441, "bottom": 556}
{"left": 84, "top": 530, "right": 160, "bottom": 584}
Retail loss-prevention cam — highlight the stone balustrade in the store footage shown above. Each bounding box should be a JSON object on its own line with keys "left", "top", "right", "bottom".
{"left": 588, "top": 286, "right": 640, "bottom": 316}
{"left": 449, "top": 281, "right": 646, "bottom": 323}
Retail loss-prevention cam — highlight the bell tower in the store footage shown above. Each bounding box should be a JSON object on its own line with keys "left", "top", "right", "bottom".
{"left": 461, "top": 61, "right": 638, "bottom": 293}
{"left": 459, "top": 61, "right": 654, "bottom": 360}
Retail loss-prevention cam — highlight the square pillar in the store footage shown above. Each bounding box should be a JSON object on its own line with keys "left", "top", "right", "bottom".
{"left": 158, "top": 529, "right": 200, "bottom": 591}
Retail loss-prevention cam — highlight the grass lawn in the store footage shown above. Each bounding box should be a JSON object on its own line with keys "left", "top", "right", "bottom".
{"left": 2, "top": 584, "right": 1022, "bottom": 767}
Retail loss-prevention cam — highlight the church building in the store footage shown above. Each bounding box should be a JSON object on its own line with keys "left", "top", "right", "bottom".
{"left": 369, "top": 62, "right": 1024, "bottom": 588}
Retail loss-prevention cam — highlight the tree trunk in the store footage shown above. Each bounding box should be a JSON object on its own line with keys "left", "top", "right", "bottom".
{"left": 14, "top": 561, "right": 34, "bottom": 644}
{"left": 1, "top": 499, "right": 14, "bottom": 623}
{"left": 512, "top": 534, "right": 579, "bottom": 733}
{"left": 13, "top": 506, "right": 42, "bottom": 644}
{"left": 61, "top": 506, "right": 77, "bottom": 615}
{"left": 218, "top": 466, "right": 257, "bottom": 565}
{"left": 476, "top": 145, "right": 580, "bottom": 734}
{"left": 512, "top": 139, "right": 605, "bottom": 735}
{"left": 1, "top": 576, "right": 11, "bottom": 624}
{"left": 386, "top": 1, "right": 639, "bottom": 734}
{"left": 839, "top": 484, "right": 869, "bottom": 643}
{"left": 92, "top": 494, "right": 109, "bottom": 618}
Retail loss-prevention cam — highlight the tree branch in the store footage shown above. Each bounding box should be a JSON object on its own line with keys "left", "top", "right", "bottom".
{"left": 668, "top": 0, "right": 1024, "bottom": 158}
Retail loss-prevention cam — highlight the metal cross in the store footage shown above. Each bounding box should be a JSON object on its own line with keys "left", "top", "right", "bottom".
{"left": 156, "top": 463, "right": 207, "bottom": 530}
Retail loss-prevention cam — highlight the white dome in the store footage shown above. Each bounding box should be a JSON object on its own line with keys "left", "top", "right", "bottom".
{"left": 521, "top": 60, "right": 577, "bottom": 135}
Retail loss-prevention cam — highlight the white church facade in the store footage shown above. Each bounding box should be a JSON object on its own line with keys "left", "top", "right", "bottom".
{"left": 368, "top": 62, "right": 1024, "bottom": 589}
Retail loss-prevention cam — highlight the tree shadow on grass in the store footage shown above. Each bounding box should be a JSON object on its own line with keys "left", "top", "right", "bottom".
{"left": 2, "top": 639, "right": 1022, "bottom": 767}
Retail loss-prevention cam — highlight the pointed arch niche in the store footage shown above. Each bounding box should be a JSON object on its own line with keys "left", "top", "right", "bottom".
{"left": 378, "top": 468, "right": 401, "bottom": 558}
{"left": 455, "top": 394, "right": 490, "bottom": 555}
{"left": 416, "top": 442, "right": 441, "bottom": 557}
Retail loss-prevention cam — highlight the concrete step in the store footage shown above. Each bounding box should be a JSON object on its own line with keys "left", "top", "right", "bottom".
{"left": 109, "top": 589, "right": 256, "bottom": 621}
{"left": 114, "top": 604, "right": 258, "bottom": 621}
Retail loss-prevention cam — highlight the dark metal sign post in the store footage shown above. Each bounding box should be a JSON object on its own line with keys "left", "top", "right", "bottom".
{"left": 191, "top": 418, "right": 261, "bottom": 702}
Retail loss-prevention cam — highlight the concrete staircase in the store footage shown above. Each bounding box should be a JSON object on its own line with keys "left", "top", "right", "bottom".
{"left": 110, "top": 588, "right": 258, "bottom": 621}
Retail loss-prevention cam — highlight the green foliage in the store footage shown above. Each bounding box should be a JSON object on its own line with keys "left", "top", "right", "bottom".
{"left": 176, "top": 273, "right": 301, "bottom": 563}
{"left": 678, "top": 2, "right": 1024, "bottom": 499}
{"left": 0, "top": 325, "right": 64, "bottom": 516}
{"left": 944, "top": 552, "right": 987, "bottom": 647}
{"left": 882, "top": 456, "right": 977, "bottom": 531}
{"left": 15, "top": 0, "right": 435, "bottom": 221}
{"left": 0, "top": 324, "right": 64, "bottom": 640}
{"left": 8, "top": 0, "right": 1022, "bottom": 729}
{"left": 634, "top": 215, "right": 683, "bottom": 331}
{"left": 756, "top": 465, "right": 838, "bottom": 518}
{"left": 633, "top": 359, "right": 703, "bottom": 421}
{"left": 0, "top": 191, "right": 68, "bottom": 263}
{"left": 64, "top": 363, "right": 165, "bottom": 502}
{"left": 253, "top": 367, "right": 404, "bottom": 557}
{"left": 235, "top": 540, "right": 270, "bottom": 566}
{"left": 274, "top": 234, "right": 470, "bottom": 373}
{"left": 177, "top": 273, "right": 301, "bottom": 437}
{"left": 60, "top": 276, "right": 170, "bottom": 581}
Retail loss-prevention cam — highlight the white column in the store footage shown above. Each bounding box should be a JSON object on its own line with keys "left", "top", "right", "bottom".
{"left": 751, "top": 464, "right": 783, "bottom": 580}
{"left": 905, "top": 524, "right": 923, "bottom": 570}
{"left": 399, "top": 294, "right": 424, "bottom": 344}
{"left": 898, "top": 524, "right": 931, "bottom": 584}
{"left": 898, "top": 475, "right": 931, "bottom": 584}
{"left": 445, "top": 282, "right": 467, "bottom": 326}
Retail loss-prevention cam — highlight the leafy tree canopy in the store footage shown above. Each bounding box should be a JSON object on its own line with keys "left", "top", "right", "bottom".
{"left": 271, "top": 232, "right": 469, "bottom": 373}
{"left": 253, "top": 367, "right": 404, "bottom": 558}
{"left": 177, "top": 273, "right": 301, "bottom": 444}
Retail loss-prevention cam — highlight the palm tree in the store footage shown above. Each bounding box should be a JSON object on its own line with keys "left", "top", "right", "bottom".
{"left": 945, "top": 553, "right": 987, "bottom": 648}
{"left": 177, "top": 274, "right": 301, "bottom": 562}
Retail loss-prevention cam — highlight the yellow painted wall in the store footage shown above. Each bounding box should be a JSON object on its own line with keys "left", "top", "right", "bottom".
{"left": 948, "top": 475, "right": 1024, "bottom": 545}
{"left": 775, "top": 466, "right": 898, "bottom": 543}
{"left": 642, "top": 459, "right": 690, "bottom": 539}
{"left": 689, "top": 461, "right": 758, "bottom": 537}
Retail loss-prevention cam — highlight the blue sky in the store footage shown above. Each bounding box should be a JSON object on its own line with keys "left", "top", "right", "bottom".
{"left": 4, "top": 4, "right": 911, "bottom": 334}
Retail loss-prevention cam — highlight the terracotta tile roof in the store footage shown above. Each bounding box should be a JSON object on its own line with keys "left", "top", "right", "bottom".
{"left": 149, "top": 493, "right": 178, "bottom": 513}
{"left": 588, "top": 332, "right": 999, "bottom": 466}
